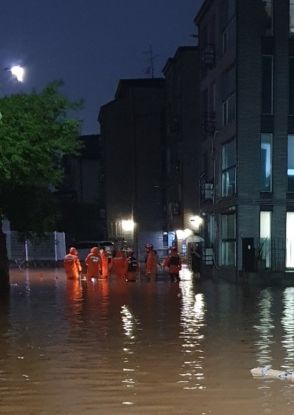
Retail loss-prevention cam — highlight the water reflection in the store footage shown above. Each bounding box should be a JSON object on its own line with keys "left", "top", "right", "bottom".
{"left": 3, "top": 269, "right": 294, "bottom": 414}
{"left": 254, "top": 288, "right": 274, "bottom": 366}
{"left": 120, "top": 302, "right": 142, "bottom": 407}
{"left": 66, "top": 278, "right": 83, "bottom": 326}
{"left": 178, "top": 278, "right": 206, "bottom": 390}
{"left": 281, "top": 287, "right": 294, "bottom": 369}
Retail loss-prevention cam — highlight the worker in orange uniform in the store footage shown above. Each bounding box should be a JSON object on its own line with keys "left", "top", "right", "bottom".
{"left": 85, "top": 246, "right": 101, "bottom": 279}
{"left": 99, "top": 247, "right": 110, "bottom": 279}
{"left": 145, "top": 244, "right": 157, "bottom": 278}
{"left": 163, "top": 247, "right": 182, "bottom": 282}
{"left": 64, "top": 247, "right": 82, "bottom": 279}
{"left": 111, "top": 249, "right": 127, "bottom": 279}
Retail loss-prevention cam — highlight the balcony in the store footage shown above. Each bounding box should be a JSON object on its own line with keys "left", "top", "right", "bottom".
{"left": 200, "top": 182, "right": 214, "bottom": 202}
{"left": 202, "top": 111, "right": 216, "bottom": 136}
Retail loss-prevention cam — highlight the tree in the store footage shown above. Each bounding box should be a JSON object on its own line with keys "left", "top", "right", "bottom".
{"left": 0, "top": 80, "right": 83, "bottom": 287}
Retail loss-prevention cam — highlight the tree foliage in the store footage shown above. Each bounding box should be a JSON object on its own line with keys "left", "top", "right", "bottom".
{"left": 0, "top": 80, "right": 83, "bottom": 234}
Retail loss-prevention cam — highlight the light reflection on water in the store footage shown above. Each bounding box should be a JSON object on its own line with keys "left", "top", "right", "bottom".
{"left": 254, "top": 288, "right": 275, "bottom": 367}
{"left": 282, "top": 288, "right": 294, "bottom": 369}
{"left": 1, "top": 269, "right": 294, "bottom": 414}
{"left": 121, "top": 304, "right": 139, "bottom": 405}
{"left": 179, "top": 278, "right": 206, "bottom": 391}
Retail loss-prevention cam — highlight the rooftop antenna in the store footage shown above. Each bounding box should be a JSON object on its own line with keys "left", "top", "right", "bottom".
{"left": 143, "top": 45, "right": 159, "bottom": 78}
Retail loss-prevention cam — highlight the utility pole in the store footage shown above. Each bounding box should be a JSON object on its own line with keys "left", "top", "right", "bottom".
{"left": 143, "top": 45, "right": 158, "bottom": 78}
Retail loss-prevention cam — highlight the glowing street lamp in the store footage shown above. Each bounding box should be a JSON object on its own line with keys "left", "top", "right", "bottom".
{"left": 0, "top": 65, "right": 26, "bottom": 121}
{"left": 9, "top": 65, "right": 25, "bottom": 82}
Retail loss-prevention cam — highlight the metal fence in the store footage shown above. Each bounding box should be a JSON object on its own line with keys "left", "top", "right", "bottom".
{"left": 5, "top": 231, "right": 66, "bottom": 267}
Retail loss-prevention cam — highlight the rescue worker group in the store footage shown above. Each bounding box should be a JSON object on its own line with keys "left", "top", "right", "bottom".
{"left": 64, "top": 244, "right": 184, "bottom": 283}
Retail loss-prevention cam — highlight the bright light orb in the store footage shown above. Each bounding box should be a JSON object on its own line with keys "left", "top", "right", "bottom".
{"left": 190, "top": 215, "right": 203, "bottom": 230}
{"left": 121, "top": 219, "right": 135, "bottom": 232}
{"left": 10, "top": 65, "right": 25, "bottom": 82}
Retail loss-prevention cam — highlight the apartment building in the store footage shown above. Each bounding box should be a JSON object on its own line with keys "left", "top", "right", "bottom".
{"left": 195, "top": 0, "right": 294, "bottom": 278}
{"left": 98, "top": 79, "right": 166, "bottom": 260}
{"left": 162, "top": 46, "right": 202, "bottom": 252}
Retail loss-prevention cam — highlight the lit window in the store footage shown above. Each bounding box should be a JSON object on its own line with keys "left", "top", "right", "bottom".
{"left": 220, "top": 210, "right": 236, "bottom": 266}
{"left": 222, "top": 139, "right": 236, "bottom": 197}
{"left": 288, "top": 135, "right": 294, "bottom": 192}
{"left": 260, "top": 211, "right": 271, "bottom": 268}
{"left": 290, "top": 0, "right": 294, "bottom": 36}
{"left": 289, "top": 58, "right": 294, "bottom": 114}
{"left": 286, "top": 212, "right": 294, "bottom": 268}
{"left": 260, "top": 133, "right": 272, "bottom": 192}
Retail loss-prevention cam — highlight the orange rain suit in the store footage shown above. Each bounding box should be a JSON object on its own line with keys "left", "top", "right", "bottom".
{"left": 111, "top": 250, "right": 128, "bottom": 278}
{"left": 64, "top": 247, "right": 82, "bottom": 279}
{"left": 163, "top": 250, "right": 182, "bottom": 282}
{"left": 145, "top": 249, "right": 157, "bottom": 276}
{"left": 85, "top": 247, "right": 101, "bottom": 278}
{"left": 99, "top": 249, "right": 110, "bottom": 279}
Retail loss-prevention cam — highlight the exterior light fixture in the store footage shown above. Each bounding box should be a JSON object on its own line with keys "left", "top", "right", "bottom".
{"left": 190, "top": 215, "right": 204, "bottom": 230}
{"left": 121, "top": 219, "right": 135, "bottom": 232}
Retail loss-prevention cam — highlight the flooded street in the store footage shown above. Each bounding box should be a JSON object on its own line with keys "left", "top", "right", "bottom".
{"left": 0, "top": 268, "right": 294, "bottom": 414}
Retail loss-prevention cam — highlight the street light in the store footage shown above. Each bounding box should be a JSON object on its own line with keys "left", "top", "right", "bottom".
{"left": 9, "top": 65, "right": 25, "bottom": 82}
{"left": 0, "top": 65, "right": 26, "bottom": 121}
{"left": 190, "top": 215, "right": 204, "bottom": 231}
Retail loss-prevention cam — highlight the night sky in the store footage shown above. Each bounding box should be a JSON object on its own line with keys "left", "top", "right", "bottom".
{"left": 0, "top": 0, "right": 202, "bottom": 134}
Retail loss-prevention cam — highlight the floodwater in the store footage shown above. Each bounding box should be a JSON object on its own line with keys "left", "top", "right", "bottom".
{"left": 0, "top": 267, "right": 294, "bottom": 415}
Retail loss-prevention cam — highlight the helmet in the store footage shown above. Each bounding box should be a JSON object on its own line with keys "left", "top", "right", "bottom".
{"left": 91, "top": 246, "right": 99, "bottom": 255}
{"left": 171, "top": 246, "right": 177, "bottom": 252}
{"left": 145, "top": 243, "right": 153, "bottom": 249}
{"left": 69, "top": 247, "right": 77, "bottom": 255}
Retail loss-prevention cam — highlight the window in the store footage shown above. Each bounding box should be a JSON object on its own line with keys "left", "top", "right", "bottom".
{"left": 288, "top": 135, "right": 294, "bottom": 192}
{"left": 222, "top": 19, "right": 236, "bottom": 55}
{"left": 209, "top": 82, "right": 216, "bottom": 113}
{"left": 222, "top": 94, "right": 236, "bottom": 126}
{"left": 202, "top": 89, "right": 209, "bottom": 137}
{"left": 290, "top": 0, "right": 294, "bottom": 37}
{"left": 286, "top": 212, "right": 294, "bottom": 268}
{"left": 222, "top": 28, "right": 228, "bottom": 55}
{"left": 222, "top": 139, "right": 236, "bottom": 197}
{"left": 260, "top": 0, "right": 273, "bottom": 35}
{"left": 221, "top": 0, "right": 236, "bottom": 27}
{"left": 222, "top": 67, "right": 236, "bottom": 125}
{"left": 260, "top": 211, "right": 271, "bottom": 268}
{"left": 262, "top": 55, "right": 273, "bottom": 114}
{"left": 222, "top": 66, "right": 236, "bottom": 99}
{"left": 220, "top": 210, "right": 236, "bottom": 266}
{"left": 209, "top": 14, "right": 216, "bottom": 45}
{"left": 260, "top": 133, "right": 272, "bottom": 192}
{"left": 290, "top": 58, "right": 294, "bottom": 114}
